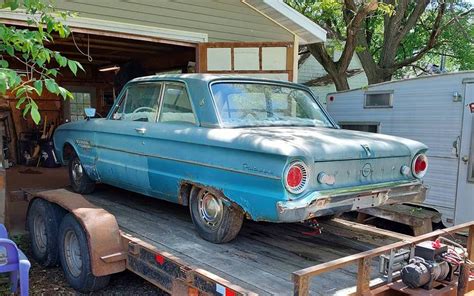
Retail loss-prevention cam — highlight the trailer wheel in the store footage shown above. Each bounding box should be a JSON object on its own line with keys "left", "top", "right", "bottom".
{"left": 27, "top": 198, "right": 66, "bottom": 267}
{"left": 69, "top": 154, "right": 95, "bottom": 194}
{"left": 189, "top": 187, "right": 243, "bottom": 243}
{"left": 58, "top": 214, "right": 110, "bottom": 292}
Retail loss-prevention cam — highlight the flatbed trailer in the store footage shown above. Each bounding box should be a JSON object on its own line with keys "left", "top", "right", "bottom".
{"left": 21, "top": 186, "right": 474, "bottom": 295}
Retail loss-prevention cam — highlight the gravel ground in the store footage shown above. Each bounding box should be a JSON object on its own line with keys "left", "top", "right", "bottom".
{"left": 0, "top": 235, "right": 169, "bottom": 296}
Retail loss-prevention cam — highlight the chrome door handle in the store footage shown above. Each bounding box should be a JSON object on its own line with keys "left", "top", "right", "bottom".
{"left": 135, "top": 127, "right": 147, "bottom": 134}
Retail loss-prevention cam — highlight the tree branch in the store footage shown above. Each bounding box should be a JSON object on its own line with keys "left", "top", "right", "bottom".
{"left": 393, "top": 1, "right": 446, "bottom": 69}
{"left": 338, "top": 0, "right": 378, "bottom": 70}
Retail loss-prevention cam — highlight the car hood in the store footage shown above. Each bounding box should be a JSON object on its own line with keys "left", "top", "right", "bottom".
{"left": 207, "top": 126, "right": 427, "bottom": 161}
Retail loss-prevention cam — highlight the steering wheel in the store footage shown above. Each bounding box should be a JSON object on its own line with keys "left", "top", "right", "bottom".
{"left": 132, "top": 106, "right": 157, "bottom": 113}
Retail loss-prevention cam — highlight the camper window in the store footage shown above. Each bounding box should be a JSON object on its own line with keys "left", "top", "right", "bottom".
{"left": 364, "top": 91, "right": 393, "bottom": 108}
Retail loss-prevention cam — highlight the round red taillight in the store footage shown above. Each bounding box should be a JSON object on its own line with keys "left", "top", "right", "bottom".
{"left": 287, "top": 166, "right": 303, "bottom": 188}
{"left": 412, "top": 154, "right": 428, "bottom": 178}
{"left": 284, "top": 161, "right": 308, "bottom": 194}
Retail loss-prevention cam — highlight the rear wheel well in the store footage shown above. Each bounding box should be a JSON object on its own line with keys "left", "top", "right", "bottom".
{"left": 180, "top": 182, "right": 249, "bottom": 218}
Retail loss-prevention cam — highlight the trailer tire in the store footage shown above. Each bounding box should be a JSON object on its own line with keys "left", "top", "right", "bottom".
{"left": 69, "top": 155, "right": 95, "bottom": 194}
{"left": 27, "top": 198, "right": 66, "bottom": 267}
{"left": 58, "top": 214, "right": 110, "bottom": 292}
{"left": 189, "top": 187, "right": 243, "bottom": 243}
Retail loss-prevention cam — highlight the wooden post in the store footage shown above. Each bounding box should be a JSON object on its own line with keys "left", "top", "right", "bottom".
{"left": 468, "top": 225, "right": 474, "bottom": 262}
{"left": 356, "top": 257, "right": 371, "bottom": 295}
{"left": 457, "top": 263, "right": 470, "bottom": 296}
{"left": 293, "top": 274, "right": 309, "bottom": 296}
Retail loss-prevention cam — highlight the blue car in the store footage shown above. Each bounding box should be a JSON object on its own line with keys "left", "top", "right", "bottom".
{"left": 54, "top": 74, "right": 428, "bottom": 243}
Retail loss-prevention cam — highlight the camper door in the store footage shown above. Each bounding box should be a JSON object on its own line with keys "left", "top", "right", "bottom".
{"left": 455, "top": 81, "right": 474, "bottom": 224}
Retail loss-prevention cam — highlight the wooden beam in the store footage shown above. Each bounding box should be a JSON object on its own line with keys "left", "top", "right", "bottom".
{"left": 293, "top": 274, "right": 309, "bottom": 296}
{"left": 356, "top": 257, "right": 371, "bottom": 295}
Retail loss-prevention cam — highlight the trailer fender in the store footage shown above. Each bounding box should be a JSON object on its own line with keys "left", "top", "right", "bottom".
{"left": 29, "top": 189, "right": 126, "bottom": 276}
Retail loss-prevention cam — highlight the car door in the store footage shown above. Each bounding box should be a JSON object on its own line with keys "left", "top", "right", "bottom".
{"left": 144, "top": 82, "right": 199, "bottom": 201}
{"left": 94, "top": 82, "right": 163, "bottom": 195}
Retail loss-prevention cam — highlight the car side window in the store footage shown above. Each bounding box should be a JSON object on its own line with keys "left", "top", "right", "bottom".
{"left": 158, "top": 84, "right": 196, "bottom": 125}
{"left": 112, "top": 83, "right": 162, "bottom": 122}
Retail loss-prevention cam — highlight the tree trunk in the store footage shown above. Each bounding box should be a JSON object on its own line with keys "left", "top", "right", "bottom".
{"left": 307, "top": 43, "right": 351, "bottom": 91}
{"left": 332, "top": 72, "right": 350, "bottom": 91}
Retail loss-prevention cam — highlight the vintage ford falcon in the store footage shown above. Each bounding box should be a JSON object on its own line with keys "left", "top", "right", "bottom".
{"left": 54, "top": 74, "right": 427, "bottom": 243}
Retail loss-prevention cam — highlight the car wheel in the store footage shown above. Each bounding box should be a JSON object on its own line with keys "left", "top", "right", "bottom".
{"left": 189, "top": 187, "right": 244, "bottom": 243}
{"left": 69, "top": 154, "right": 95, "bottom": 194}
{"left": 58, "top": 214, "right": 110, "bottom": 292}
{"left": 27, "top": 198, "right": 66, "bottom": 267}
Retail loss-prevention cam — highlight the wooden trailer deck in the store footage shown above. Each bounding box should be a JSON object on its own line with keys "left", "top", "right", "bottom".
{"left": 77, "top": 185, "right": 406, "bottom": 295}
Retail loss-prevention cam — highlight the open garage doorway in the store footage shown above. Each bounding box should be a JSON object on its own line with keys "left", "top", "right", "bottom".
{"left": 49, "top": 32, "right": 197, "bottom": 122}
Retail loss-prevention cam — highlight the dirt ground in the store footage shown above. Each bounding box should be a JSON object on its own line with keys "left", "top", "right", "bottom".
{"left": 4, "top": 165, "right": 168, "bottom": 295}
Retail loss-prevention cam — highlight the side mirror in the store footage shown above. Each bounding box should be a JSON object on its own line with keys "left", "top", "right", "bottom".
{"left": 84, "top": 108, "right": 96, "bottom": 120}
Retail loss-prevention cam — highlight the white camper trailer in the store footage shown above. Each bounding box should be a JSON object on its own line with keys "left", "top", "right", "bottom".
{"left": 326, "top": 71, "right": 474, "bottom": 226}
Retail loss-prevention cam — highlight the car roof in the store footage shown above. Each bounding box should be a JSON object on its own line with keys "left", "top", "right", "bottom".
{"left": 129, "top": 73, "right": 305, "bottom": 88}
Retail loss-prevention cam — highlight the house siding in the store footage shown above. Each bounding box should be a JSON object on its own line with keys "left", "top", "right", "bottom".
{"left": 298, "top": 52, "right": 368, "bottom": 103}
{"left": 56, "top": 0, "right": 294, "bottom": 42}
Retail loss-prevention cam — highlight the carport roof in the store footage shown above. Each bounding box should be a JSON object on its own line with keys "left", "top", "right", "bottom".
{"left": 243, "top": 0, "right": 327, "bottom": 44}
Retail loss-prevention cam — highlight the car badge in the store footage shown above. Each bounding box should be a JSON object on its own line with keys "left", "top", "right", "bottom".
{"left": 362, "top": 163, "right": 373, "bottom": 177}
{"left": 361, "top": 144, "right": 372, "bottom": 158}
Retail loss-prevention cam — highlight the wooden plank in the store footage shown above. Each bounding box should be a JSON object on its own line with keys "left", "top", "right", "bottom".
{"left": 356, "top": 257, "right": 371, "bottom": 295}
{"left": 329, "top": 218, "right": 412, "bottom": 242}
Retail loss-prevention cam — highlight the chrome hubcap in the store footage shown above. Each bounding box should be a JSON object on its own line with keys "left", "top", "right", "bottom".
{"left": 198, "top": 192, "right": 223, "bottom": 228}
{"left": 33, "top": 215, "right": 47, "bottom": 253}
{"left": 64, "top": 230, "right": 82, "bottom": 277}
{"left": 71, "top": 159, "right": 83, "bottom": 185}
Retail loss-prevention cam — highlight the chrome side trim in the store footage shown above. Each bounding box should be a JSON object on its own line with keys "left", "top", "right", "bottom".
{"left": 94, "top": 144, "right": 281, "bottom": 180}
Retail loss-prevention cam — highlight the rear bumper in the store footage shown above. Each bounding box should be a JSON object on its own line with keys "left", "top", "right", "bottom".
{"left": 276, "top": 180, "right": 427, "bottom": 223}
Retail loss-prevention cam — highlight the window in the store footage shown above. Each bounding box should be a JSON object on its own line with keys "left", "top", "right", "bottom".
{"left": 364, "top": 91, "right": 393, "bottom": 108}
{"left": 339, "top": 122, "right": 379, "bottom": 133}
{"left": 70, "top": 92, "right": 91, "bottom": 121}
{"left": 112, "top": 83, "right": 162, "bottom": 122}
{"left": 211, "top": 82, "right": 333, "bottom": 128}
{"left": 158, "top": 84, "right": 196, "bottom": 125}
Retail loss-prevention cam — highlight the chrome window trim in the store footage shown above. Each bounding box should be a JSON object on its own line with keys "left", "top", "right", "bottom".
{"left": 157, "top": 81, "right": 199, "bottom": 126}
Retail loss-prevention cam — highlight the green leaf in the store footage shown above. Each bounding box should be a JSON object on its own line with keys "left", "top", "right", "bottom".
{"left": 44, "top": 79, "right": 59, "bottom": 94}
{"left": 46, "top": 69, "right": 58, "bottom": 77}
{"left": 0, "top": 79, "right": 6, "bottom": 94}
{"left": 5, "top": 45, "right": 14, "bottom": 56}
{"left": 15, "top": 96, "right": 26, "bottom": 108}
{"left": 0, "top": 60, "right": 8, "bottom": 68}
{"left": 34, "top": 80, "right": 43, "bottom": 95}
{"left": 67, "top": 59, "right": 77, "bottom": 75}
{"left": 58, "top": 86, "right": 68, "bottom": 100}
{"left": 75, "top": 61, "right": 84, "bottom": 72}
{"left": 30, "top": 104, "right": 41, "bottom": 125}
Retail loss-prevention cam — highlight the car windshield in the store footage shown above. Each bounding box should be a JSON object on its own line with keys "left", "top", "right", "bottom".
{"left": 211, "top": 82, "right": 334, "bottom": 128}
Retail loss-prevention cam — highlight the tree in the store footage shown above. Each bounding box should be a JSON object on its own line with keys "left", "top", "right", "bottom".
{"left": 0, "top": 0, "right": 83, "bottom": 124}
{"left": 287, "top": 0, "right": 473, "bottom": 90}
